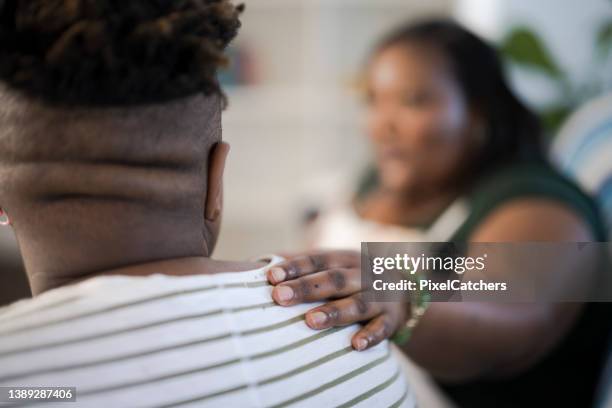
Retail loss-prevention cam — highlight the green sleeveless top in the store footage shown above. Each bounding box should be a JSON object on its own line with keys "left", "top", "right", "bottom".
{"left": 439, "top": 162, "right": 611, "bottom": 408}
{"left": 356, "top": 162, "right": 606, "bottom": 242}
{"left": 451, "top": 162, "right": 606, "bottom": 242}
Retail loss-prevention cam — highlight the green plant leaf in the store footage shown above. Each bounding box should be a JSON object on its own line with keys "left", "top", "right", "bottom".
{"left": 541, "top": 105, "right": 573, "bottom": 137}
{"left": 500, "top": 27, "right": 563, "bottom": 79}
{"left": 597, "top": 20, "right": 612, "bottom": 59}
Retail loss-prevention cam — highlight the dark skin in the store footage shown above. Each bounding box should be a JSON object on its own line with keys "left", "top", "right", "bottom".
{"left": 359, "top": 44, "right": 476, "bottom": 227}
{"left": 0, "top": 90, "right": 261, "bottom": 294}
{"left": 267, "top": 44, "right": 595, "bottom": 382}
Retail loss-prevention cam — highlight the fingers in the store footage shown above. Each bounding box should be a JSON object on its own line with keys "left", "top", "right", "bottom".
{"left": 352, "top": 314, "right": 397, "bottom": 351}
{"left": 271, "top": 268, "right": 361, "bottom": 306}
{"left": 267, "top": 251, "right": 360, "bottom": 284}
{"left": 267, "top": 251, "right": 400, "bottom": 352}
{"left": 267, "top": 253, "right": 333, "bottom": 284}
{"left": 303, "top": 294, "right": 384, "bottom": 330}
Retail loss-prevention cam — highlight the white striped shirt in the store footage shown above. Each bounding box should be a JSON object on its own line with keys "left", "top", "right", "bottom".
{"left": 0, "top": 257, "right": 414, "bottom": 408}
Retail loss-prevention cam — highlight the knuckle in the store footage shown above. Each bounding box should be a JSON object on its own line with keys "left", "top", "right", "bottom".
{"left": 308, "top": 254, "right": 325, "bottom": 271}
{"left": 352, "top": 295, "right": 369, "bottom": 315}
{"left": 381, "top": 316, "right": 394, "bottom": 338}
{"left": 298, "top": 277, "right": 312, "bottom": 299}
{"left": 328, "top": 269, "right": 347, "bottom": 291}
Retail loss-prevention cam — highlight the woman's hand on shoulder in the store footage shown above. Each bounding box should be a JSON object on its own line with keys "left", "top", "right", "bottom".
{"left": 266, "top": 250, "right": 407, "bottom": 351}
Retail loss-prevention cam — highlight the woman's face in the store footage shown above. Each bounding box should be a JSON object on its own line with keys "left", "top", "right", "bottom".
{"left": 366, "top": 43, "right": 476, "bottom": 195}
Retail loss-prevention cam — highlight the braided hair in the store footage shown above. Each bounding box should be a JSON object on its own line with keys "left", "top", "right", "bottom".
{"left": 0, "top": 0, "right": 243, "bottom": 106}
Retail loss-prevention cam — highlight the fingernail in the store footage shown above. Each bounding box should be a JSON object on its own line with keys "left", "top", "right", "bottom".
{"left": 269, "top": 267, "right": 286, "bottom": 283}
{"left": 355, "top": 338, "right": 368, "bottom": 351}
{"left": 274, "top": 286, "right": 294, "bottom": 303}
{"left": 307, "top": 312, "right": 327, "bottom": 328}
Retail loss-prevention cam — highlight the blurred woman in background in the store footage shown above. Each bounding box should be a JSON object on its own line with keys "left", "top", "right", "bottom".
{"left": 315, "top": 20, "right": 593, "bottom": 247}
{"left": 270, "top": 20, "right": 611, "bottom": 407}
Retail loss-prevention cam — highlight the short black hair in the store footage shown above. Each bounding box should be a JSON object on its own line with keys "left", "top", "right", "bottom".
{"left": 376, "top": 19, "right": 545, "bottom": 171}
{"left": 0, "top": 0, "right": 243, "bottom": 107}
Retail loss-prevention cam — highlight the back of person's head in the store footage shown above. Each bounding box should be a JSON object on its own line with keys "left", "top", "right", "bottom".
{"left": 374, "top": 19, "right": 544, "bottom": 176}
{"left": 0, "top": 1, "right": 242, "bottom": 288}
{"left": 0, "top": 0, "right": 242, "bottom": 106}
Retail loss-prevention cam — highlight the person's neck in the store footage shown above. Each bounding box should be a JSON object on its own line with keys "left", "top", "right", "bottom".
{"left": 29, "top": 256, "right": 267, "bottom": 296}
{"left": 16, "top": 207, "right": 212, "bottom": 295}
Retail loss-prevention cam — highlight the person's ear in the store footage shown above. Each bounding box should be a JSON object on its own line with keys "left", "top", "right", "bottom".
{"left": 205, "top": 142, "right": 230, "bottom": 222}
